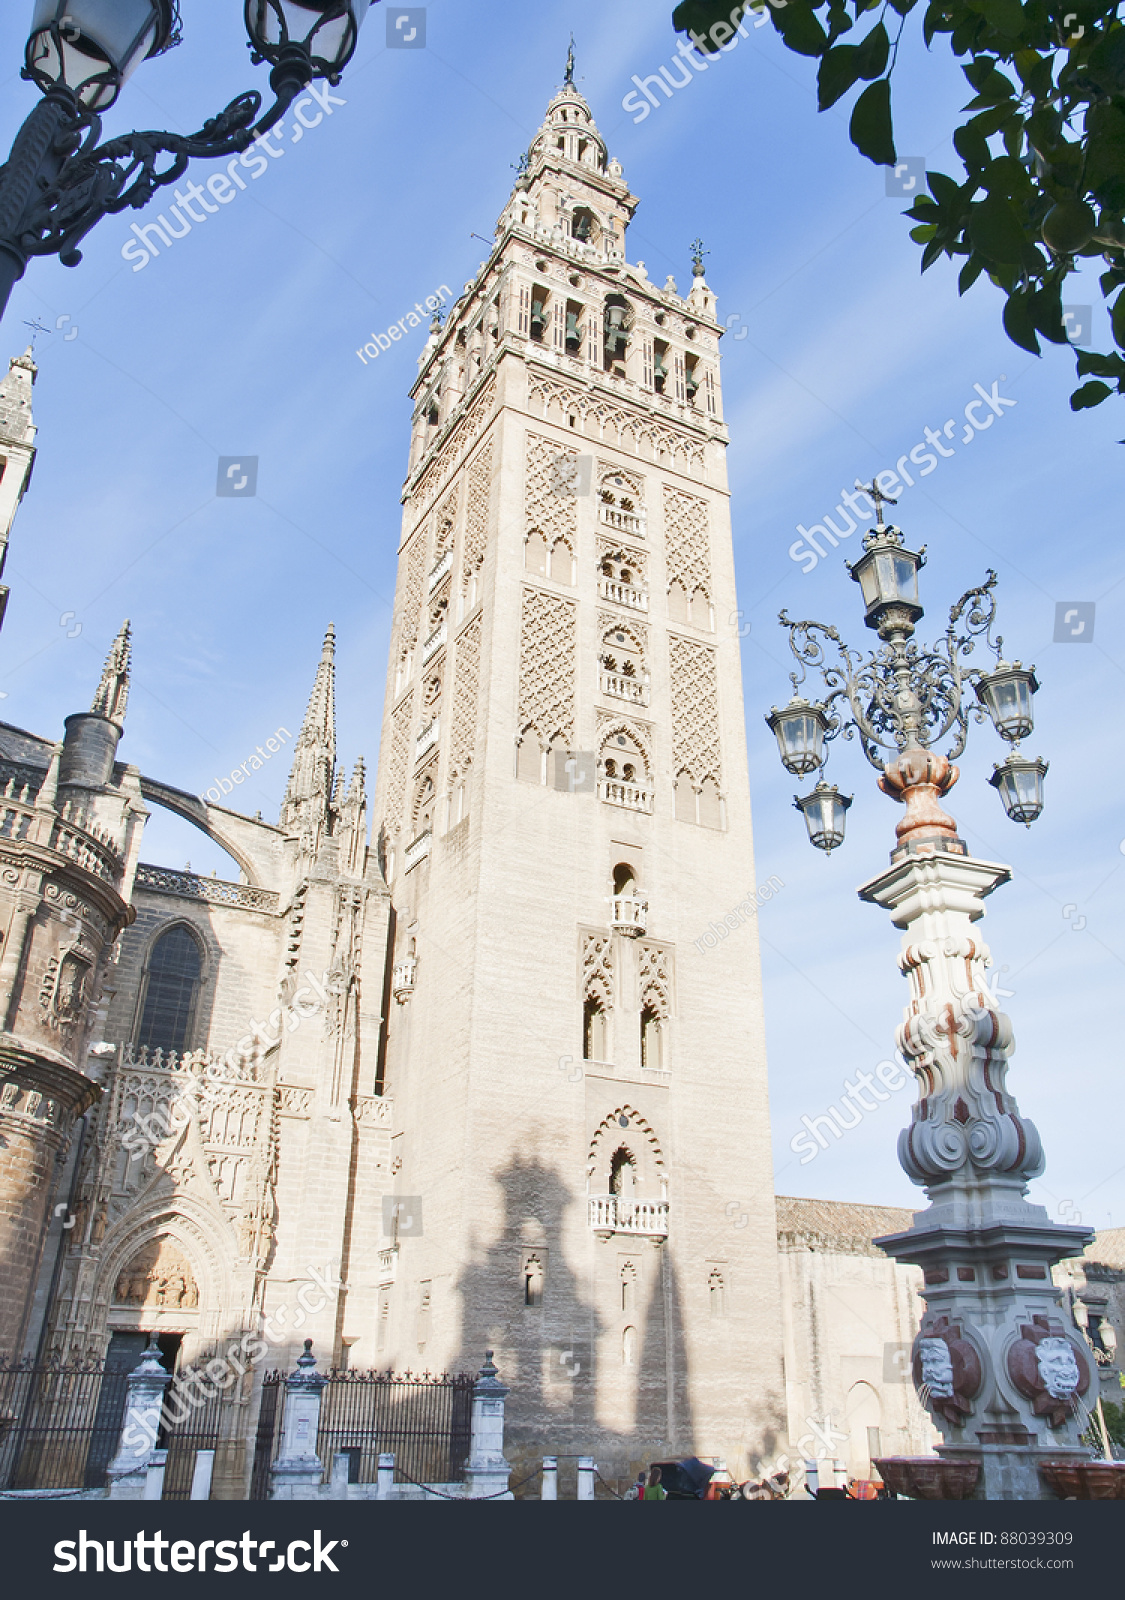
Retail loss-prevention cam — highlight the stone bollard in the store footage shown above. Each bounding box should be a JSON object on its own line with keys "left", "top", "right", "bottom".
{"left": 106, "top": 1337, "right": 171, "bottom": 1498}
{"left": 541, "top": 1456, "right": 558, "bottom": 1500}
{"left": 269, "top": 1340, "right": 327, "bottom": 1500}
{"left": 144, "top": 1450, "right": 168, "bottom": 1500}
{"left": 189, "top": 1449, "right": 215, "bottom": 1501}
{"left": 577, "top": 1457, "right": 595, "bottom": 1500}
{"left": 330, "top": 1452, "right": 350, "bottom": 1496}
{"left": 464, "top": 1351, "right": 512, "bottom": 1500}
{"left": 377, "top": 1452, "right": 395, "bottom": 1500}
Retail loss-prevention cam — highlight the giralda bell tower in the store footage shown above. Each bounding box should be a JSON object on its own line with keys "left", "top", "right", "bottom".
{"left": 371, "top": 66, "right": 786, "bottom": 1481}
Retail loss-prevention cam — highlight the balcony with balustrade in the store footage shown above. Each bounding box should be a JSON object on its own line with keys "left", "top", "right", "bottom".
{"left": 599, "top": 503, "right": 646, "bottom": 538}
{"left": 600, "top": 671, "right": 647, "bottom": 707}
{"left": 588, "top": 1195, "right": 669, "bottom": 1239}
{"left": 599, "top": 778, "right": 653, "bottom": 813}
{"left": 422, "top": 620, "right": 447, "bottom": 664}
{"left": 427, "top": 549, "right": 453, "bottom": 593}
{"left": 598, "top": 576, "right": 648, "bottom": 613}
{"left": 393, "top": 956, "right": 417, "bottom": 1001}
{"left": 415, "top": 717, "right": 440, "bottom": 761}
{"left": 404, "top": 831, "right": 432, "bottom": 873}
{"left": 611, "top": 894, "right": 647, "bottom": 937}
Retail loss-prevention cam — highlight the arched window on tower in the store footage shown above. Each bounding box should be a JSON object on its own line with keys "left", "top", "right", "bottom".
{"left": 709, "top": 1269, "right": 726, "bottom": 1319}
{"left": 523, "top": 1255, "right": 544, "bottom": 1307}
{"left": 641, "top": 1005, "right": 664, "bottom": 1071}
{"left": 525, "top": 528, "right": 548, "bottom": 576}
{"left": 583, "top": 997, "right": 606, "bottom": 1061}
{"left": 609, "top": 1146, "right": 637, "bottom": 1197}
{"left": 137, "top": 925, "right": 202, "bottom": 1056}
{"left": 621, "top": 1261, "right": 637, "bottom": 1314}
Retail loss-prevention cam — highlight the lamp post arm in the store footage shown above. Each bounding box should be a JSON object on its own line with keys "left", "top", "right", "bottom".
{"left": 779, "top": 611, "right": 897, "bottom": 769}
{"left": 0, "top": 64, "right": 315, "bottom": 322}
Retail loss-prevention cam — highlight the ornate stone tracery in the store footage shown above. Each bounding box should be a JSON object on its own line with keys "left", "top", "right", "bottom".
{"left": 527, "top": 372, "right": 706, "bottom": 472}
{"left": 582, "top": 933, "right": 614, "bottom": 1009}
{"left": 669, "top": 635, "right": 721, "bottom": 787}
{"left": 518, "top": 588, "right": 576, "bottom": 744}
{"left": 384, "top": 692, "right": 415, "bottom": 839}
{"left": 663, "top": 486, "right": 712, "bottom": 605}
{"left": 449, "top": 615, "right": 482, "bottom": 784}
{"left": 460, "top": 436, "right": 494, "bottom": 596}
{"left": 638, "top": 943, "right": 672, "bottom": 1020}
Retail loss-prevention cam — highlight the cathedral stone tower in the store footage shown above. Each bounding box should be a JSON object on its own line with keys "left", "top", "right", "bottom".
{"left": 0, "top": 623, "right": 145, "bottom": 1356}
{"left": 373, "top": 73, "right": 786, "bottom": 1480}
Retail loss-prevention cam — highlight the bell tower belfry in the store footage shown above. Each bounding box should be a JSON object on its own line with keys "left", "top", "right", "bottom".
{"left": 372, "top": 69, "right": 785, "bottom": 1481}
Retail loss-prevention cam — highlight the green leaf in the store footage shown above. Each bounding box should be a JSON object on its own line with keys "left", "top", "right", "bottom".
{"left": 1030, "top": 286, "right": 1068, "bottom": 344}
{"left": 1070, "top": 379, "right": 1113, "bottom": 409}
{"left": 967, "top": 192, "right": 1026, "bottom": 262}
{"left": 969, "top": 0, "right": 1026, "bottom": 39}
{"left": 1003, "top": 290, "right": 1041, "bottom": 354}
{"left": 818, "top": 44, "right": 864, "bottom": 109}
{"left": 773, "top": 2, "right": 831, "bottom": 57}
{"left": 1112, "top": 289, "right": 1125, "bottom": 349}
{"left": 921, "top": 237, "right": 946, "bottom": 269}
{"left": 1076, "top": 349, "right": 1125, "bottom": 376}
{"left": 959, "top": 255, "right": 985, "bottom": 292}
{"left": 855, "top": 20, "right": 890, "bottom": 76}
{"left": 928, "top": 169, "right": 963, "bottom": 208}
{"left": 1084, "top": 103, "right": 1125, "bottom": 205}
{"left": 911, "top": 223, "right": 939, "bottom": 241}
{"left": 849, "top": 78, "right": 896, "bottom": 164}
{"left": 954, "top": 120, "right": 992, "bottom": 172}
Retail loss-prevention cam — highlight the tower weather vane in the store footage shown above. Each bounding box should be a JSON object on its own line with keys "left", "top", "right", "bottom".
{"left": 22, "top": 317, "right": 50, "bottom": 349}
{"left": 564, "top": 35, "right": 576, "bottom": 85}
{"left": 689, "top": 237, "right": 710, "bottom": 276}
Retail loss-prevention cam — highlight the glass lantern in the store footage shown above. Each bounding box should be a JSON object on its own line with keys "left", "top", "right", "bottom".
{"left": 794, "top": 782, "right": 852, "bottom": 854}
{"left": 989, "top": 754, "right": 1048, "bottom": 826}
{"left": 25, "top": 0, "right": 178, "bottom": 110}
{"left": 976, "top": 661, "right": 1038, "bottom": 745}
{"left": 847, "top": 526, "right": 926, "bottom": 637}
{"left": 765, "top": 698, "right": 830, "bottom": 777}
{"left": 244, "top": 0, "right": 371, "bottom": 80}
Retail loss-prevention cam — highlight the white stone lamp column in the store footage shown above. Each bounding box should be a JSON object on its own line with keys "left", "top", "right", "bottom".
{"left": 766, "top": 505, "right": 1097, "bottom": 1501}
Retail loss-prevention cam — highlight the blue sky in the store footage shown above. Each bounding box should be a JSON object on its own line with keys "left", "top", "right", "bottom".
{"left": 0, "top": 2, "right": 1121, "bottom": 1227}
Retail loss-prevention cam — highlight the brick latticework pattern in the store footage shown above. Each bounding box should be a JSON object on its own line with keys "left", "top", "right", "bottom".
{"left": 462, "top": 437, "right": 493, "bottom": 590}
{"left": 638, "top": 943, "right": 672, "bottom": 1019}
{"left": 669, "top": 636, "right": 721, "bottom": 785}
{"left": 663, "top": 486, "right": 712, "bottom": 602}
{"left": 383, "top": 692, "right": 414, "bottom": 838}
{"left": 525, "top": 432, "right": 577, "bottom": 548}
{"left": 518, "top": 588, "right": 576, "bottom": 743}
{"left": 398, "top": 533, "right": 426, "bottom": 657}
{"left": 449, "top": 615, "right": 482, "bottom": 783}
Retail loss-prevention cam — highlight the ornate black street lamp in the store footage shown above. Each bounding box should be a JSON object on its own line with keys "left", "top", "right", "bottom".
{"left": 764, "top": 482, "right": 1048, "bottom": 854}
{"left": 0, "top": 1, "right": 371, "bottom": 318}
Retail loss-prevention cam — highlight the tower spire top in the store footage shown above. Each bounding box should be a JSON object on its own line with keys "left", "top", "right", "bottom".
{"left": 91, "top": 620, "right": 130, "bottom": 725}
{"left": 280, "top": 623, "right": 338, "bottom": 843}
{"left": 564, "top": 33, "right": 576, "bottom": 85}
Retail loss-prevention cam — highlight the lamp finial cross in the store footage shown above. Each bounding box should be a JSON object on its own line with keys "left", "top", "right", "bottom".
{"left": 857, "top": 477, "right": 896, "bottom": 528}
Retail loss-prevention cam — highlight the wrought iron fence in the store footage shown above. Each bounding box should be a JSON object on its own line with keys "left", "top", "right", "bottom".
{"left": 0, "top": 1358, "right": 131, "bottom": 1491}
{"left": 159, "top": 1370, "right": 226, "bottom": 1500}
{"left": 250, "top": 1369, "right": 474, "bottom": 1498}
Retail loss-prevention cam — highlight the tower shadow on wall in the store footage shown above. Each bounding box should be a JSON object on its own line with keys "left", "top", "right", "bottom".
{"left": 453, "top": 1153, "right": 695, "bottom": 1494}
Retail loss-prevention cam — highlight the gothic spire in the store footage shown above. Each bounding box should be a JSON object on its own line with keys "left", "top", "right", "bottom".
{"left": 91, "top": 620, "right": 130, "bottom": 725}
{"left": 279, "top": 624, "right": 337, "bottom": 839}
